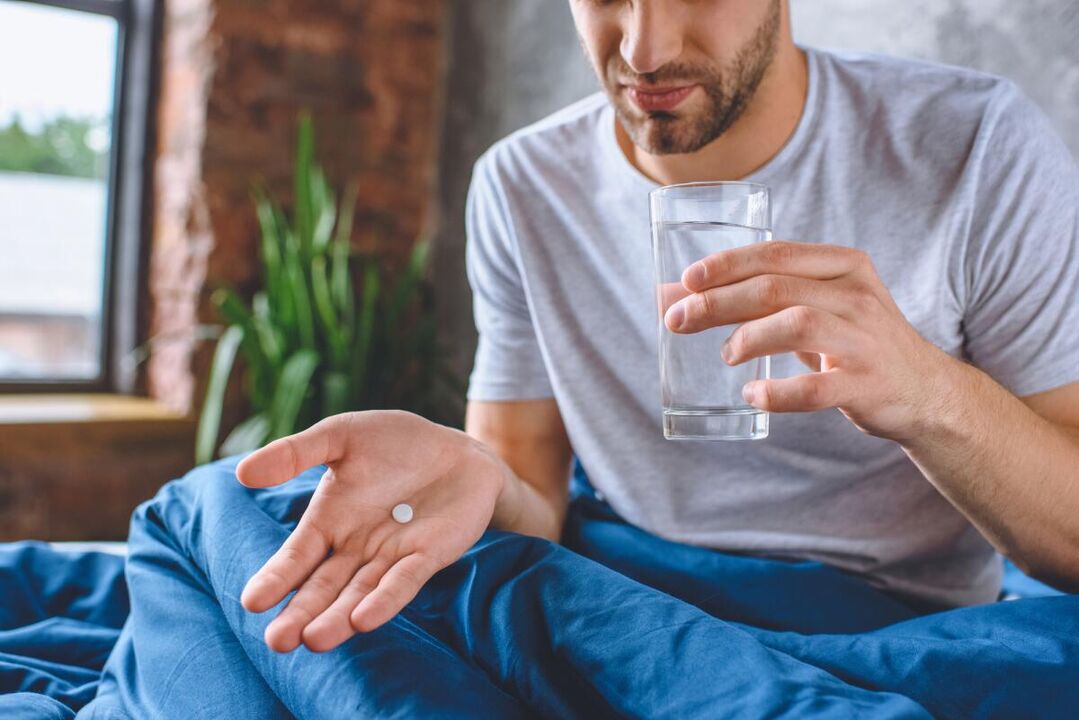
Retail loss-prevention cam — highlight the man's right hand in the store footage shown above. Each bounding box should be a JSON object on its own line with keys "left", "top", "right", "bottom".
{"left": 236, "top": 410, "right": 509, "bottom": 653}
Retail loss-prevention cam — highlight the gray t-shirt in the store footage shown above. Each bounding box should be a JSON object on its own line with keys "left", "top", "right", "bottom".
{"left": 464, "top": 48, "right": 1079, "bottom": 608}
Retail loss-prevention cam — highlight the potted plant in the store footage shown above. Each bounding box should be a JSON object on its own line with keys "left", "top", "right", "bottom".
{"left": 196, "top": 115, "right": 462, "bottom": 464}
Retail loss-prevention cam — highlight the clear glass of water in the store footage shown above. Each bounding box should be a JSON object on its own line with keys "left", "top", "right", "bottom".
{"left": 650, "top": 182, "right": 771, "bottom": 440}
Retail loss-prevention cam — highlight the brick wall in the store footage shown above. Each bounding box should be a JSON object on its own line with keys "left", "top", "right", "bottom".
{"left": 148, "top": 0, "right": 446, "bottom": 416}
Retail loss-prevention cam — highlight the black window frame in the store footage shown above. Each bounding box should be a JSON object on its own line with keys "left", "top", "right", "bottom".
{"left": 0, "top": 0, "right": 158, "bottom": 394}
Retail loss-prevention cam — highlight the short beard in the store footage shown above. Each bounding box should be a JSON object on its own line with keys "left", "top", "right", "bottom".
{"left": 602, "top": 1, "right": 782, "bottom": 155}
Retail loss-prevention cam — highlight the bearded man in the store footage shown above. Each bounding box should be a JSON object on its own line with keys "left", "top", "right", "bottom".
{"left": 221, "top": 0, "right": 1078, "bottom": 714}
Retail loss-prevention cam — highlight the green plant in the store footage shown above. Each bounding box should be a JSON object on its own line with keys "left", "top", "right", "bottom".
{"left": 195, "top": 114, "right": 463, "bottom": 464}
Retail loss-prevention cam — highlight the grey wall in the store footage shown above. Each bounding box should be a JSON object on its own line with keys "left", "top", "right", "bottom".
{"left": 790, "top": 0, "right": 1079, "bottom": 154}
{"left": 432, "top": 1, "right": 595, "bottom": 380}
{"left": 433, "top": 0, "right": 1079, "bottom": 385}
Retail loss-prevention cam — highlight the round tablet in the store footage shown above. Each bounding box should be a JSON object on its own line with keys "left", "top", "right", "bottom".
{"left": 392, "top": 503, "right": 414, "bottom": 524}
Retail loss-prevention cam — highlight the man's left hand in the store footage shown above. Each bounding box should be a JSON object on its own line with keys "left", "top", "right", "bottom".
{"left": 664, "top": 240, "right": 954, "bottom": 443}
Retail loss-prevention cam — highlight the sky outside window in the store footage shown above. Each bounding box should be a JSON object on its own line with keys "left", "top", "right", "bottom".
{"left": 0, "top": 2, "right": 117, "bottom": 128}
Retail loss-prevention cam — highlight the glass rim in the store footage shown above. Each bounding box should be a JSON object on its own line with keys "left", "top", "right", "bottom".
{"left": 649, "top": 180, "right": 770, "bottom": 199}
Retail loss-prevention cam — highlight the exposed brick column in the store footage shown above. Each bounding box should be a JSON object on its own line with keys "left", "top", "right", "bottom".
{"left": 147, "top": 0, "right": 445, "bottom": 415}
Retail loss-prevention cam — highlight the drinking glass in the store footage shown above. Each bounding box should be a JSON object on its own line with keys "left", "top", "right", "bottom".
{"left": 650, "top": 182, "right": 771, "bottom": 440}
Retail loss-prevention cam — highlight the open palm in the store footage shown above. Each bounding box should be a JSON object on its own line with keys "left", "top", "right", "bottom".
{"left": 236, "top": 410, "right": 503, "bottom": 653}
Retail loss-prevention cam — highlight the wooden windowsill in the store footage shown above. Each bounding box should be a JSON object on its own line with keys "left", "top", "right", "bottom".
{"left": 0, "top": 393, "right": 191, "bottom": 428}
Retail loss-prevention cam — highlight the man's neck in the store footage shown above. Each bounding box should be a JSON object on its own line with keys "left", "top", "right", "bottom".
{"left": 616, "top": 43, "right": 809, "bottom": 186}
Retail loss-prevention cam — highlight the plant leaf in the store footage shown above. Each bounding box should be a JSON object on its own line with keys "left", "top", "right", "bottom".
{"left": 195, "top": 324, "right": 244, "bottom": 464}
{"left": 270, "top": 204, "right": 296, "bottom": 329}
{"left": 251, "top": 293, "right": 285, "bottom": 368}
{"left": 269, "top": 349, "right": 320, "bottom": 440}
{"left": 215, "top": 288, "right": 274, "bottom": 409}
{"left": 331, "top": 181, "right": 357, "bottom": 317}
{"left": 321, "top": 371, "right": 351, "bottom": 417}
{"left": 311, "top": 167, "right": 336, "bottom": 254}
{"left": 311, "top": 255, "right": 347, "bottom": 369}
{"left": 283, "top": 229, "right": 316, "bottom": 349}
{"left": 220, "top": 413, "right": 271, "bottom": 457}
{"left": 352, "top": 260, "right": 381, "bottom": 406}
{"left": 294, "top": 113, "right": 315, "bottom": 260}
{"left": 254, "top": 189, "right": 283, "bottom": 307}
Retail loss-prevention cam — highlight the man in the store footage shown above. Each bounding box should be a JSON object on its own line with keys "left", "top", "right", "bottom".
{"left": 236, "top": 0, "right": 1079, "bottom": 656}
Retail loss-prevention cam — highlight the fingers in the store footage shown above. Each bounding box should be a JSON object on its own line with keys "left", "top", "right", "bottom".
{"left": 300, "top": 556, "right": 393, "bottom": 653}
{"left": 350, "top": 552, "right": 443, "bottom": 633}
{"left": 722, "top": 306, "right": 864, "bottom": 366}
{"left": 656, "top": 281, "right": 691, "bottom": 315}
{"left": 666, "top": 274, "right": 871, "bottom": 333}
{"left": 241, "top": 519, "right": 332, "bottom": 614}
{"left": 681, "top": 241, "right": 871, "bottom": 293}
{"left": 743, "top": 371, "right": 850, "bottom": 413}
{"left": 273, "top": 551, "right": 444, "bottom": 653}
{"left": 795, "top": 352, "right": 822, "bottom": 372}
{"left": 262, "top": 550, "right": 362, "bottom": 653}
{"left": 236, "top": 414, "right": 350, "bottom": 488}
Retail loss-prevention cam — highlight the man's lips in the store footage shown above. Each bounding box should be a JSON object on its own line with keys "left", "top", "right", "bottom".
{"left": 625, "top": 84, "right": 697, "bottom": 112}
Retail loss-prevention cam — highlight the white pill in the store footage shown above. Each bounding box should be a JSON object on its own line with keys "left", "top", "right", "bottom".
{"left": 392, "top": 503, "right": 414, "bottom": 524}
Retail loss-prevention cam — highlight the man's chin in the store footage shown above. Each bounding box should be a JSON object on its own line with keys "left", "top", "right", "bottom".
{"left": 621, "top": 115, "right": 700, "bottom": 156}
{"left": 611, "top": 96, "right": 711, "bottom": 155}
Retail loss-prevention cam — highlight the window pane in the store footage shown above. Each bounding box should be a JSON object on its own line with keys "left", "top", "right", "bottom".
{"left": 0, "top": 1, "right": 119, "bottom": 381}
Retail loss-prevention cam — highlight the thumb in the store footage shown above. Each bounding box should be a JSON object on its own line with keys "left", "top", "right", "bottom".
{"left": 236, "top": 414, "right": 349, "bottom": 488}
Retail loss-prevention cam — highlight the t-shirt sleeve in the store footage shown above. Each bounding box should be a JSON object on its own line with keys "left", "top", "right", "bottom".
{"left": 464, "top": 154, "right": 555, "bottom": 401}
{"left": 960, "top": 81, "right": 1079, "bottom": 397}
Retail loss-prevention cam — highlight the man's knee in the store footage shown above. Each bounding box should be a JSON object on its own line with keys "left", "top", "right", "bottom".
{"left": 128, "top": 456, "right": 249, "bottom": 541}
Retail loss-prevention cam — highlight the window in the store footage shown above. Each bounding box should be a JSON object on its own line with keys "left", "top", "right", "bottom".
{"left": 0, "top": 0, "right": 156, "bottom": 392}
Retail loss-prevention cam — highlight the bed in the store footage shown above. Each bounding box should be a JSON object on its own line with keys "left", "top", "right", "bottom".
{"left": 1, "top": 458, "right": 1075, "bottom": 719}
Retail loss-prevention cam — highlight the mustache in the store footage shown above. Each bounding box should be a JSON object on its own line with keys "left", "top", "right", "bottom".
{"left": 608, "top": 57, "right": 719, "bottom": 86}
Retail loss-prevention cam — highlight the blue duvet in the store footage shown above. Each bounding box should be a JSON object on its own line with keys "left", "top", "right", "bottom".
{"left": 1, "top": 458, "right": 1076, "bottom": 718}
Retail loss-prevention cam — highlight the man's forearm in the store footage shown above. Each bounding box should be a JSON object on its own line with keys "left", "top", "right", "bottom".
{"left": 902, "top": 359, "right": 1079, "bottom": 590}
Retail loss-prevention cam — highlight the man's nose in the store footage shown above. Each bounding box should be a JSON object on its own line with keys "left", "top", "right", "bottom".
{"left": 620, "top": 1, "right": 684, "bottom": 76}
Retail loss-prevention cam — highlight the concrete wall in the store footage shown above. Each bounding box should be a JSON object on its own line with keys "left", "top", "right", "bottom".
{"left": 790, "top": 0, "right": 1079, "bottom": 154}
{"left": 432, "top": 1, "right": 595, "bottom": 378}
{"left": 433, "top": 0, "right": 1079, "bottom": 383}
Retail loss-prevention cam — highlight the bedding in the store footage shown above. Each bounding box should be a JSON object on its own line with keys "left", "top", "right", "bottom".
{"left": 1, "top": 458, "right": 1075, "bottom": 719}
